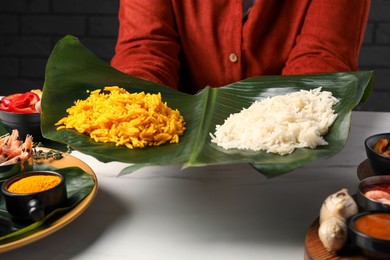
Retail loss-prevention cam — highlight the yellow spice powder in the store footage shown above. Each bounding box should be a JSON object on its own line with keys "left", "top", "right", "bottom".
{"left": 55, "top": 86, "right": 186, "bottom": 149}
{"left": 7, "top": 175, "right": 62, "bottom": 194}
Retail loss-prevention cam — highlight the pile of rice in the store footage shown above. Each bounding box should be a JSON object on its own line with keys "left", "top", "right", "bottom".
{"left": 210, "top": 87, "right": 339, "bottom": 155}
{"left": 56, "top": 86, "right": 186, "bottom": 149}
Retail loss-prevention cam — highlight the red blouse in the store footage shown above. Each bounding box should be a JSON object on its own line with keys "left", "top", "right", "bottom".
{"left": 111, "top": 0, "right": 370, "bottom": 94}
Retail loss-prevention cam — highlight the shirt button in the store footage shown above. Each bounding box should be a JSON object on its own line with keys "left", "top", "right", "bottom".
{"left": 229, "top": 53, "right": 238, "bottom": 63}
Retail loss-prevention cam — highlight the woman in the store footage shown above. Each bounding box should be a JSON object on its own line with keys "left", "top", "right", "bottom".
{"left": 111, "top": 0, "right": 371, "bottom": 94}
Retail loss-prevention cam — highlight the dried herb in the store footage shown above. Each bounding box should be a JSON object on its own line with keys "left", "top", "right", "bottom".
{"left": 32, "top": 142, "right": 64, "bottom": 160}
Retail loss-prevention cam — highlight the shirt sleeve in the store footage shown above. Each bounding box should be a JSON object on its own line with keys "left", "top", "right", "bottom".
{"left": 282, "top": 0, "right": 371, "bottom": 75}
{"left": 111, "top": 0, "right": 180, "bottom": 89}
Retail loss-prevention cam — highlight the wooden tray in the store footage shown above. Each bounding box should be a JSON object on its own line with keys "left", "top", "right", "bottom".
{"left": 303, "top": 160, "right": 373, "bottom": 260}
{"left": 356, "top": 160, "right": 374, "bottom": 180}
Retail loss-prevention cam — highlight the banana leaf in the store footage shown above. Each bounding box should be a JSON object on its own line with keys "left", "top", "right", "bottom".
{"left": 41, "top": 35, "right": 373, "bottom": 178}
{"left": 0, "top": 165, "right": 95, "bottom": 243}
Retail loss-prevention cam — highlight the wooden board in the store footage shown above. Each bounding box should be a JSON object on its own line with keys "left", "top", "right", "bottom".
{"left": 356, "top": 160, "right": 373, "bottom": 180}
{"left": 303, "top": 160, "right": 374, "bottom": 260}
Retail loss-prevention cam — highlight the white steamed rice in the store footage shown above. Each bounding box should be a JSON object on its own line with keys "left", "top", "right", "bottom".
{"left": 210, "top": 87, "right": 339, "bottom": 155}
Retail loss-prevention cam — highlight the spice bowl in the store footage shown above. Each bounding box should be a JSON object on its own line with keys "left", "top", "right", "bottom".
{"left": 357, "top": 175, "right": 390, "bottom": 212}
{"left": 1, "top": 170, "right": 67, "bottom": 222}
{"left": 365, "top": 133, "right": 390, "bottom": 175}
{"left": 348, "top": 212, "right": 390, "bottom": 259}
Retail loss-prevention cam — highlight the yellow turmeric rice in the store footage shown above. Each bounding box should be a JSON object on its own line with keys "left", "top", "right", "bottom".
{"left": 55, "top": 86, "right": 186, "bottom": 149}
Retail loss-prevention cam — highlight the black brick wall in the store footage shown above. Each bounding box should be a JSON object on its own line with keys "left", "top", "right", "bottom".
{"left": 356, "top": 0, "right": 390, "bottom": 111}
{"left": 1, "top": 0, "right": 389, "bottom": 111}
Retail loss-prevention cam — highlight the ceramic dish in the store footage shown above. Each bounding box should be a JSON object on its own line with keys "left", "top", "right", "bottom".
{"left": 1, "top": 170, "right": 67, "bottom": 222}
{"left": 349, "top": 212, "right": 390, "bottom": 259}
{"left": 0, "top": 109, "right": 42, "bottom": 141}
{"left": 365, "top": 133, "right": 390, "bottom": 175}
{"left": 0, "top": 148, "right": 97, "bottom": 253}
{"left": 357, "top": 175, "right": 390, "bottom": 212}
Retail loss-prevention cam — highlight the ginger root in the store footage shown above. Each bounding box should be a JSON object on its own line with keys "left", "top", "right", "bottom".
{"left": 318, "top": 188, "right": 358, "bottom": 253}
{"left": 318, "top": 217, "right": 348, "bottom": 252}
{"left": 319, "top": 188, "right": 358, "bottom": 224}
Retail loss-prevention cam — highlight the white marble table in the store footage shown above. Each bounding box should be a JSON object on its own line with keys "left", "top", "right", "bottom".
{"left": 1, "top": 111, "right": 388, "bottom": 260}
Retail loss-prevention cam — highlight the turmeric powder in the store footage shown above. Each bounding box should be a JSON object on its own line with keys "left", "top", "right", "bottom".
{"left": 7, "top": 175, "right": 62, "bottom": 194}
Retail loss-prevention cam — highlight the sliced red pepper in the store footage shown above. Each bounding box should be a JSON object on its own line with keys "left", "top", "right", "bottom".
{"left": 9, "top": 92, "right": 40, "bottom": 109}
{"left": 0, "top": 102, "right": 9, "bottom": 111}
{"left": 1, "top": 94, "right": 23, "bottom": 107}
{"left": 0, "top": 91, "right": 40, "bottom": 113}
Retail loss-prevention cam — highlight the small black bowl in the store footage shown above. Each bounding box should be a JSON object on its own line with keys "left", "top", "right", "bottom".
{"left": 365, "top": 133, "right": 390, "bottom": 175}
{"left": 357, "top": 175, "right": 390, "bottom": 212}
{"left": 1, "top": 171, "right": 67, "bottom": 222}
{"left": 0, "top": 110, "right": 42, "bottom": 141}
{"left": 349, "top": 212, "right": 390, "bottom": 259}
